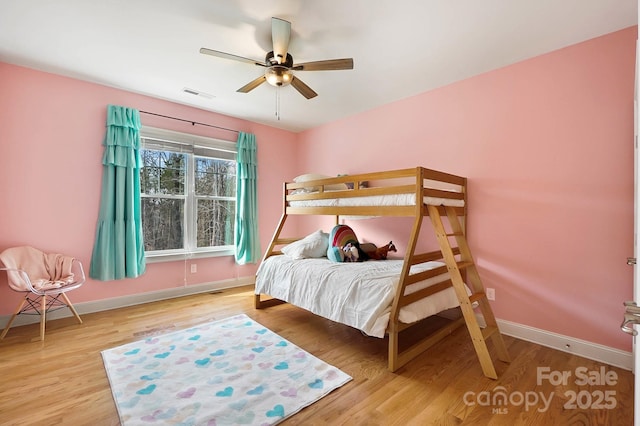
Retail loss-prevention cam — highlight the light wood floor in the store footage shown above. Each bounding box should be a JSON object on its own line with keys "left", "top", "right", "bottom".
{"left": 0, "top": 285, "right": 633, "bottom": 425}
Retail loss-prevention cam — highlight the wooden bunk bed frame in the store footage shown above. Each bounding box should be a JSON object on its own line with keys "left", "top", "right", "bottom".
{"left": 255, "top": 167, "right": 510, "bottom": 379}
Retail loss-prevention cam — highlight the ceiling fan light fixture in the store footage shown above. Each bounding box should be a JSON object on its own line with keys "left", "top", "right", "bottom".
{"left": 265, "top": 65, "right": 293, "bottom": 87}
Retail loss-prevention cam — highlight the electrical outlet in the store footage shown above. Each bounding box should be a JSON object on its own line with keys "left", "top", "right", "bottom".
{"left": 190, "top": 264, "right": 197, "bottom": 273}
{"left": 486, "top": 288, "right": 495, "bottom": 301}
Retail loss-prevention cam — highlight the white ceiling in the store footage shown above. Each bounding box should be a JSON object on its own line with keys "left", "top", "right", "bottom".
{"left": 0, "top": 0, "right": 636, "bottom": 132}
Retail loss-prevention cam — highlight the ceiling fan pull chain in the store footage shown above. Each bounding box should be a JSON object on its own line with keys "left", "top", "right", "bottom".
{"left": 275, "top": 87, "right": 281, "bottom": 121}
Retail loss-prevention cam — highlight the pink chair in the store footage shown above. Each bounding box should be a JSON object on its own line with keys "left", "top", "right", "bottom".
{"left": 0, "top": 246, "right": 85, "bottom": 340}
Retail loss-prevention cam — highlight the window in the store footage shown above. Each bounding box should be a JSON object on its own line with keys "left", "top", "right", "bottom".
{"left": 139, "top": 127, "right": 237, "bottom": 261}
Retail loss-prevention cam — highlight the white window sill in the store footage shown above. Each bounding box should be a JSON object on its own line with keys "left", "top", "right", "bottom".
{"left": 145, "top": 248, "right": 235, "bottom": 264}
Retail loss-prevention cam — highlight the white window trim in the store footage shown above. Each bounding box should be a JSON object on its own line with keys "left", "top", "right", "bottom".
{"left": 140, "top": 126, "right": 237, "bottom": 262}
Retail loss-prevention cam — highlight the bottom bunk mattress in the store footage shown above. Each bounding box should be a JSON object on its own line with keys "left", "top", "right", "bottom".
{"left": 255, "top": 256, "right": 467, "bottom": 338}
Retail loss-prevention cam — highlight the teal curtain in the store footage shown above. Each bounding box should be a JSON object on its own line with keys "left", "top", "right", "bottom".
{"left": 234, "top": 132, "right": 260, "bottom": 264}
{"left": 90, "top": 105, "right": 146, "bottom": 280}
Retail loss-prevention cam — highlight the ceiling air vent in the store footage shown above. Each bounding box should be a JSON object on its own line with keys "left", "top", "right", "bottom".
{"left": 182, "top": 87, "right": 215, "bottom": 99}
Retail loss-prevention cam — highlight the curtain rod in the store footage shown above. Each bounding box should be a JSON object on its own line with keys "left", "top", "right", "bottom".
{"left": 139, "top": 110, "right": 239, "bottom": 134}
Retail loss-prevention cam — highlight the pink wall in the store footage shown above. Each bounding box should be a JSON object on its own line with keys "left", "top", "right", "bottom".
{"left": 297, "top": 27, "right": 637, "bottom": 351}
{"left": 0, "top": 62, "right": 299, "bottom": 312}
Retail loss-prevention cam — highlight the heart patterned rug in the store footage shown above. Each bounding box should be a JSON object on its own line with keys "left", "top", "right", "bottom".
{"left": 101, "top": 314, "right": 352, "bottom": 425}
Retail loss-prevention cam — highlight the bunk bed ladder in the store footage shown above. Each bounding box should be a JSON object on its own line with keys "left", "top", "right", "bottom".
{"left": 427, "top": 205, "right": 511, "bottom": 379}
{"left": 255, "top": 212, "right": 289, "bottom": 309}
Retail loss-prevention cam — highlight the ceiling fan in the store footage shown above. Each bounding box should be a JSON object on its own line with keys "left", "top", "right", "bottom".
{"left": 200, "top": 17, "right": 354, "bottom": 99}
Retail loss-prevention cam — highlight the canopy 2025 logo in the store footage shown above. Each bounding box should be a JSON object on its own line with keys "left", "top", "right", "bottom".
{"left": 463, "top": 366, "right": 618, "bottom": 414}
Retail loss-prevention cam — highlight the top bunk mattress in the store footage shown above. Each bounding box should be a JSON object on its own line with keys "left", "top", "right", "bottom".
{"left": 288, "top": 192, "right": 464, "bottom": 208}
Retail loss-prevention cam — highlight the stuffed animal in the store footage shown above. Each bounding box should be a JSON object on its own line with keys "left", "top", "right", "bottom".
{"left": 361, "top": 241, "right": 397, "bottom": 260}
{"left": 342, "top": 243, "right": 360, "bottom": 262}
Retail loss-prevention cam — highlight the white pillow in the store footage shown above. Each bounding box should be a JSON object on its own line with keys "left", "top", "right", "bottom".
{"left": 281, "top": 230, "right": 329, "bottom": 259}
{"left": 293, "top": 173, "right": 330, "bottom": 183}
{"left": 292, "top": 173, "right": 348, "bottom": 191}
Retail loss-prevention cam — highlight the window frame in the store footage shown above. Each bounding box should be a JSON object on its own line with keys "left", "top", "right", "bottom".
{"left": 139, "top": 126, "right": 237, "bottom": 263}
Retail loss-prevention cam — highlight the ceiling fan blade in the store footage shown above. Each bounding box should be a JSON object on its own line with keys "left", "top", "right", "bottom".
{"left": 237, "top": 75, "right": 267, "bottom": 93}
{"left": 292, "top": 58, "right": 354, "bottom": 71}
{"left": 200, "top": 48, "right": 265, "bottom": 67}
{"left": 271, "top": 18, "right": 291, "bottom": 64}
{"left": 290, "top": 76, "right": 318, "bottom": 99}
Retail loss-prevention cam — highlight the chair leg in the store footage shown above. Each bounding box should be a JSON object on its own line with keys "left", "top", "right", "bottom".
{"left": 60, "top": 293, "right": 82, "bottom": 324}
{"left": 40, "top": 295, "right": 47, "bottom": 341}
{"left": 1, "top": 296, "right": 28, "bottom": 340}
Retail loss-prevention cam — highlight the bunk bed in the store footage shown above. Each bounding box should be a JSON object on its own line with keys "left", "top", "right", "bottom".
{"left": 255, "top": 167, "right": 510, "bottom": 379}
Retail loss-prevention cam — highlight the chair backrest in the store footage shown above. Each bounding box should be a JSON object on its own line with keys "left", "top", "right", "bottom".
{"left": 0, "top": 246, "right": 75, "bottom": 292}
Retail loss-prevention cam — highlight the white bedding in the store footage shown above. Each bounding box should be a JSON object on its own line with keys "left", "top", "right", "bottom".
{"left": 288, "top": 192, "right": 464, "bottom": 208}
{"left": 255, "top": 256, "right": 467, "bottom": 338}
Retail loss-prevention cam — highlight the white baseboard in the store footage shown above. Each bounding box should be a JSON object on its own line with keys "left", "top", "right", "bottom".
{"left": 0, "top": 276, "right": 254, "bottom": 329}
{"left": 484, "top": 316, "right": 633, "bottom": 371}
